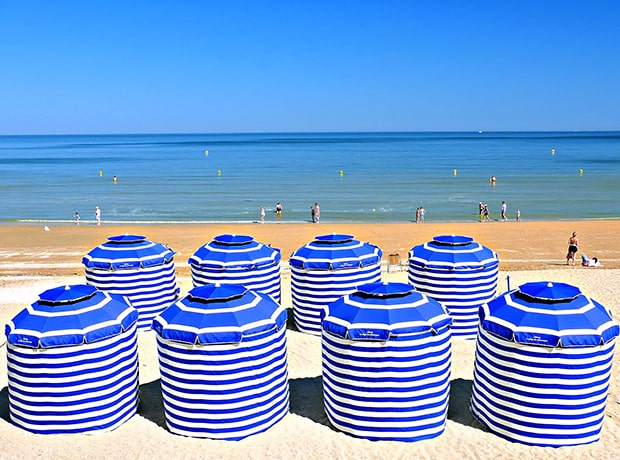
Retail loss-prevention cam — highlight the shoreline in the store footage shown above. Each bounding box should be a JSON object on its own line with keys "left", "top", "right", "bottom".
{"left": 7, "top": 215, "right": 620, "bottom": 225}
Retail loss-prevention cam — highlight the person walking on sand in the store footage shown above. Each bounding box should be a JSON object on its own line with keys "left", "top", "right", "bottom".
{"left": 483, "top": 204, "right": 490, "bottom": 222}
{"left": 75, "top": 211, "right": 80, "bottom": 225}
{"left": 501, "top": 201, "right": 507, "bottom": 221}
{"left": 259, "top": 205, "right": 265, "bottom": 224}
{"left": 478, "top": 202, "right": 484, "bottom": 221}
{"left": 566, "top": 231, "right": 578, "bottom": 265}
{"left": 95, "top": 206, "right": 101, "bottom": 225}
{"left": 314, "top": 203, "right": 320, "bottom": 223}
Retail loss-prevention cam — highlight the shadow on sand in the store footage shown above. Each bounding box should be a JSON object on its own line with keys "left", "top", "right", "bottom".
{"left": 285, "top": 308, "right": 300, "bottom": 332}
{"left": 288, "top": 375, "right": 333, "bottom": 428}
{"left": 447, "top": 378, "right": 486, "bottom": 431}
{"left": 138, "top": 379, "right": 167, "bottom": 429}
{"left": 0, "top": 387, "right": 9, "bottom": 423}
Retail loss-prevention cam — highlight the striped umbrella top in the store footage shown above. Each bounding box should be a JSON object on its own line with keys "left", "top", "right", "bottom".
{"left": 323, "top": 282, "right": 452, "bottom": 341}
{"left": 188, "top": 234, "right": 280, "bottom": 270}
{"left": 152, "top": 283, "right": 287, "bottom": 345}
{"left": 82, "top": 234, "right": 175, "bottom": 270}
{"left": 481, "top": 281, "right": 620, "bottom": 347}
{"left": 5, "top": 284, "right": 138, "bottom": 348}
{"left": 290, "top": 234, "right": 382, "bottom": 270}
{"left": 409, "top": 235, "right": 498, "bottom": 270}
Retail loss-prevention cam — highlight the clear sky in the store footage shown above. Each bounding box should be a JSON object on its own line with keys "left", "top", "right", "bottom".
{"left": 1, "top": 1, "right": 619, "bottom": 134}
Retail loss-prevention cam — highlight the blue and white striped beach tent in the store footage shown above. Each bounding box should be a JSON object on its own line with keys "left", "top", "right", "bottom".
{"left": 82, "top": 234, "right": 179, "bottom": 330}
{"left": 408, "top": 235, "right": 499, "bottom": 339}
{"left": 188, "top": 234, "right": 281, "bottom": 302}
{"left": 152, "top": 283, "right": 289, "bottom": 440}
{"left": 322, "top": 282, "right": 453, "bottom": 442}
{"left": 5, "top": 284, "right": 139, "bottom": 434}
{"left": 470, "top": 281, "right": 619, "bottom": 447}
{"left": 290, "top": 233, "right": 382, "bottom": 335}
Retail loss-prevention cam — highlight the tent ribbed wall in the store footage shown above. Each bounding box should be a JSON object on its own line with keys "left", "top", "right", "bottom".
{"left": 82, "top": 234, "right": 179, "bottom": 330}
{"left": 152, "top": 284, "right": 289, "bottom": 440}
{"left": 188, "top": 234, "right": 281, "bottom": 302}
{"left": 290, "top": 234, "right": 382, "bottom": 335}
{"left": 5, "top": 285, "right": 139, "bottom": 434}
{"left": 322, "top": 282, "right": 453, "bottom": 442}
{"left": 408, "top": 235, "right": 498, "bottom": 339}
{"left": 470, "top": 281, "right": 620, "bottom": 447}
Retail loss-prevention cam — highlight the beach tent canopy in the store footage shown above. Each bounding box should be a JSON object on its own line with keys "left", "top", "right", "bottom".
{"left": 153, "top": 283, "right": 287, "bottom": 345}
{"left": 481, "top": 281, "right": 620, "bottom": 347}
{"left": 290, "top": 233, "right": 381, "bottom": 270}
{"left": 5, "top": 284, "right": 139, "bottom": 434}
{"left": 409, "top": 235, "right": 498, "bottom": 269}
{"left": 187, "top": 233, "right": 281, "bottom": 301}
{"left": 153, "top": 283, "right": 289, "bottom": 440}
{"left": 322, "top": 281, "right": 453, "bottom": 442}
{"left": 188, "top": 234, "right": 280, "bottom": 270}
{"left": 323, "top": 282, "right": 452, "bottom": 341}
{"left": 290, "top": 233, "right": 383, "bottom": 335}
{"left": 408, "top": 234, "right": 499, "bottom": 339}
{"left": 5, "top": 284, "right": 138, "bottom": 348}
{"left": 82, "top": 233, "right": 179, "bottom": 331}
{"left": 471, "top": 280, "right": 619, "bottom": 447}
{"left": 82, "top": 234, "right": 175, "bottom": 270}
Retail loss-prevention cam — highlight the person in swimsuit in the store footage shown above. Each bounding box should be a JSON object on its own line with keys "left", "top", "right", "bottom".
{"left": 566, "top": 231, "right": 578, "bottom": 265}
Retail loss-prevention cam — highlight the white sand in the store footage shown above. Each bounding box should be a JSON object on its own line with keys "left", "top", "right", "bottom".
{"left": 1, "top": 269, "right": 619, "bottom": 459}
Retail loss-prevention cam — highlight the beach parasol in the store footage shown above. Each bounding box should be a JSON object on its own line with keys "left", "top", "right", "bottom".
{"left": 5, "top": 284, "right": 139, "bottom": 434}
{"left": 188, "top": 233, "right": 281, "bottom": 302}
{"left": 322, "top": 281, "right": 453, "bottom": 442}
{"left": 408, "top": 235, "right": 499, "bottom": 338}
{"left": 290, "top": 233, "right": 382, "bottom": 334}
{"left": 470, "top": 281, "right": 619, "bottom": 447}
{"left": 82, "top": 234, "right": 179, "bottom": 330}
{"left": 152, "top": 283, "right": 289, "bottom": 440}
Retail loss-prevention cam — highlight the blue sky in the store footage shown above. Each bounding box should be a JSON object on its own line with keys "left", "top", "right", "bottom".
{"left": 1, "top": 1, "right": 619, "bottom": 134}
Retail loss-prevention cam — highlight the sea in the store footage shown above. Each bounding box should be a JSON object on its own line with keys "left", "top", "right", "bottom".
{"left": 1, "top": 131, "right": 619, "bottom": 224}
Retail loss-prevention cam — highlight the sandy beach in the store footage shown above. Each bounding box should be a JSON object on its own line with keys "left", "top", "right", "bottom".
{"left": 1, "top": 221, "right": 619, "bottom": 459}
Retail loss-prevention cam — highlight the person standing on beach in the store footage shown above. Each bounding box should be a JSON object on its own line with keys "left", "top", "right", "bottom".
{"left": 516, "top": 208, "right": 521, "bottom": 221}
{"left": 314, "top": 203, "right": 320, "bottom": 223}
{"left": 483, "top": 204, "right": 490, "bottom": 222}
{"left": 75, "top": 211, "right": 80, "bottom": 225}
{"left": 310, "top": 205, "right": 315, "bottom": 223}
{"left": 566, "top": 232, "right": 578, "bottom": 265}
{"left": 478, "top": 202, "right": 484, "bottom": 221}
{"left": 419, "top": 207, "right": 426, "bottom": 223}
{"left": 501, "top": 201, "right": 507, "bottom": 221}
{"left": 95, "top": 206, "right": 101, "bottom": 225}
{"left": 275, "top": 202, "right": 282, "bottom": 222}
{"left": 260, "top": 205, "right": 265, "bottom": 224}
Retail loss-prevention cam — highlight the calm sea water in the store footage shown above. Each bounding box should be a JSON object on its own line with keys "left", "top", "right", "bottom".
{"left": 1, "top": 132, "right": 619, "bottom": 224}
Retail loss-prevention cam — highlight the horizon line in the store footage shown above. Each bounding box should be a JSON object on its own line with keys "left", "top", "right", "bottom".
{"left": 2, "top": 129, "right": 620, "bottom": 137}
